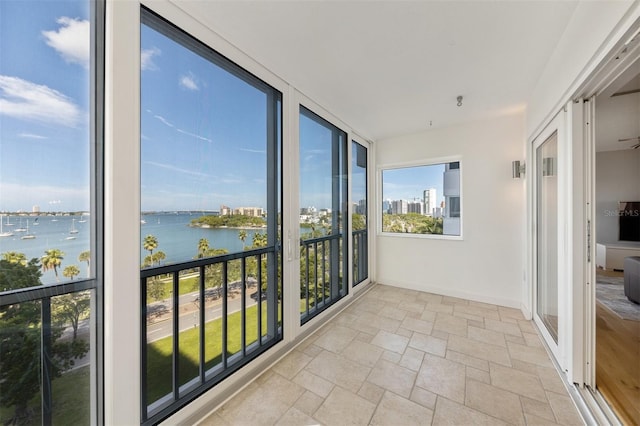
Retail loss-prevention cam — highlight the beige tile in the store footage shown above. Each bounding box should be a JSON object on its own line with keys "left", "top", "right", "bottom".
{"left": 484, "top": 318, "right": 523, "bottom": 337}
{"left": 537, "top": 366, "right": 567, "bottom": 394}
{"left": 216, "top": 382, "right": 291, "bottom": 425}
{"left": 313, "top": 324, "right": 359, "bottom": 353}
{"left": 293, "top": 390, "right": 324, "bottom": 416}
{"left": 416, "top": 354, "right": 466, "bottom": 403}
{"left": 198, "top": 412, "right": 232, "bottom": 426}
{"left": 465, "top": 379, "right": 525, "bottom": 425}
{"left": 262, "top": 372, "right": 307, "bottom": 405}
{"left": 356, "top": 311, "right": 401, "bottom": 333}
{"left": 432, "top": 396, "right": 509, "bottom": 425}
{"left": 305, "top": 350, "right": 370, "bottom": 393}
{"left": 431, "top": 329, "right": 450, "bottom": 341}
{"left": 395, "top": 327, "right": 413, "bottom": 338}
{"left": 468, "top": 325, "right": 507, "bottom": 347}
{"left": 417, "top": 292, "right": 444, "bottom": 304}
{"left": 447, "top": 334, "right": 512, "bottom": 366}
{"left": 468, "top": 319, "right": 485, "bottom": 329}
{"left": 370, "top": 330, "right": 409, "bottom": 354}
{"left": 489, "top": 363, "right": 547, "bottom": 402}
{"left": 445, "top": 349, "right": 489, "bottom": 371}
{"left": 293, "top": 369, "right": 335, "bottom": 398}
{"left": 379, "top": 305, "right": 408, "bottom": 321}
{"left": 499, "top": 306, "right": 525, "bottom": 321}
{"left": 410, "top": 386, "right": 438, "bottom": 410}
{"left": 275, "top": 407, "right": 319, "bottom": 426}
{"left": 381, "top": 350, "right": 402, "bottom": 363}
{"left": 520, "top": 396, "right": 556, "bottom": 422}
{"left": 468, "top": 300, "right": 499, "bottom": 310}
{"left": 518, "top": 320, "right": 537, "bottom": 334}
{"left": 433, "top": 312, "right": 468, "bottom": 337}
{"left": 272, "top": 350, "right": 313, "bottom": 379}
{"left": 301, "top": 343, "right": 323, "bottom": 358}
{"left": 399, "top": 346, "right": 425, "bottom": 371}
{"left": 524, "top": 412, "right": 561, "bottom": 425}
{"left": 442, "top": 295, "right": 469, "bottom": 305}
{"left": 547, "top": 391, "right": 583, "bottom": 425}
{"left": 358, "top": 380, "right": 385, "bottom": 404}
{"left": 400, "top": 316, "right": 434, "bottom": 334}
{"left": 425, "top": 301, "right": 453, "bottom": 314}
{"left": 370, "top": 391, "right": 434, "bottom": 426}
{"left": 355, "top": 331, "right": 375, "bottom": 343}
{"left": 367, "top": 359, "right": 417, "bottom": 398}
{"left": 315, "top": 386, "right": 376, "bottom": 426}
{"left": 342, "top": 339, "right": 384, "bottom": 368}
{"left": 511, "top": 358, "right": 540, "bottom": 375}
{"left": 466, "top": 366, "right": 491, "bottom": 384}
{"left": 420, "top": 309, "right": 437, "bottom": 322}
{"left": 409, "top": 332, "right": 447, "bottom": 357}
{"left": 507, "top": 341, "right": 553, "bottom": 367}
{"left": 523, "top": 332, "right": 544, "bottom": 347}
{"left": 398, "top": 300, "right": 427, "bottom": 313}
{"left": 505, "top": 333, "right": 527, "bottom": 345}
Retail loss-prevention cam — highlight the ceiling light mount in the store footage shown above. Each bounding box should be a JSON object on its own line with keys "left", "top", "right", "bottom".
{"left": 457, "top": 95, "right": 463, "bottom": 107}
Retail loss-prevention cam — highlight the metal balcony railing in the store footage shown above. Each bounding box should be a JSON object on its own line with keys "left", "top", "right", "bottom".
{"left": 140, "top": 246, "right": 282, "bottom": 425}
{"left": 352, "top": 229, "right": 368, "bottom": 286}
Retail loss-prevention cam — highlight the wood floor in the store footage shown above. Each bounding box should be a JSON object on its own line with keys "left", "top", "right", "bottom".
{"left": 596, "top": 300, "right": 640, "bottom": 425}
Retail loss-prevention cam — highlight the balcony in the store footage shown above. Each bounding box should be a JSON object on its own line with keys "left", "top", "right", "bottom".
{"left": 200, "top": 285, "right": 584, "bottom": 425}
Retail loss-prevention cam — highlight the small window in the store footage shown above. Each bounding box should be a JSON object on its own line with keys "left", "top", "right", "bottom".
{"left": 381, "top": 161, "right": 461, "bottom": 236}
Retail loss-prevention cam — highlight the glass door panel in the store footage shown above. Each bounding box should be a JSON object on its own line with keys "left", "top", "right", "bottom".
{"left": 536, "top": 131, "right": 559, "bottom": 343}
{"left": 352, "top": 141, "right": 368, "bottom": 286}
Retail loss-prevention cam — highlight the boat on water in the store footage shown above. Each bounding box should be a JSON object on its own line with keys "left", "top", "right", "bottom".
{"left": 0, "top": 215, "right": 14, "bottom": 237}
{"left": 21, "top": 220, "right": 36, "bottom": 240}
{"left": 33, "top": 218, "right": 39, "bottom": 225}
{"left": 69, "top": 218, "right": 79, "bottom": 235}
{"left": 14, "top": 218, "right": 27, "bottom": 233}
{"left": 4, "top": 215, "right": 14, "bottom": 226}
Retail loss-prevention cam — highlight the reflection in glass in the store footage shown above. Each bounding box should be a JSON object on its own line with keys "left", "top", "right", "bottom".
{"left": 536, "top": 131, "right": 559, "bottom": 343}
{"left": 352, "top": 141, "right": 368, "bottom": 285}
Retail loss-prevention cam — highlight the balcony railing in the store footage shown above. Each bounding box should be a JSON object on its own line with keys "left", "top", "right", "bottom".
{"left": 299, "top": 233, "right": 347, "bottom": 324}
{"left": 140, "top": 246, "right": 282, "bottom": 425}
{"left": 352, "top": 229, "right": 368, "bottom": 286}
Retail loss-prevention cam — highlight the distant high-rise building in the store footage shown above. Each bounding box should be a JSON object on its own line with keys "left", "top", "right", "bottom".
{"left": 382, "top": 199, "right": 391, "bottom": 214}
{"left": 423, "top": 188, "right": 437, "bottom": 216}
{"left": 407, "top": 201, "right": 423, "bottom": 214}
{"left": 32, "top": 205, "right": 40, "bottom": 213}
{"left": 234, "top": 207, "right": 264, "bottom": 217}
{"left": 391, "top": 199, "right": 408, "bottom": 215}
{"left": 220, "top": 205, "right": 232, "bottom": 216}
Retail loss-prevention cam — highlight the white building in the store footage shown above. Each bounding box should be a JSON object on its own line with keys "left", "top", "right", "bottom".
{"left": 442, "top": 162, "right": 460, "bottom": 235}
{"left": 423, "top": 188, "right": 436, "bottom": 216}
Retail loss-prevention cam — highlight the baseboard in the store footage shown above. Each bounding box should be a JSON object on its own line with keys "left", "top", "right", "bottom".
{"left": 376, "top": 279, "right": 521, "bottom": 309}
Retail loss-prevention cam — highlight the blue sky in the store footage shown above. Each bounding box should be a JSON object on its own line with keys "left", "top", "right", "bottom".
{"left": 382, "top": 164, "right": 445, "bottom": 204}
{"left": 1, "top": 2, "right": 431, "bottom": 215}
{"left": 0, "top": 0, "right": 90, "bottom": 212}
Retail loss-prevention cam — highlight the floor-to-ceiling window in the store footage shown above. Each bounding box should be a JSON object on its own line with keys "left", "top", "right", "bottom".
{"left": 352, "top": 141, "right": 368, "bottom": 286}
{"left": 299, "top": 106, "right": 348, "bottom": 323}
{"left": 0, "top": 0, "right": 103, "bottom": 423}
{"left": 140, "top": 9, "right": 282, "bottom": 424}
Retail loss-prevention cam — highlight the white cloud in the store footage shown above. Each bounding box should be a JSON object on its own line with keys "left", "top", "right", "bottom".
{"left": 153, "top": 113, "right": 212, "bottom": 143}
{"left": 144, "top": 161, "right": 211, "bottom": 178}
{"left": 153, "top": 114, "right": 174, "bottom": 128}
{"left": 177, "top": 128, "right": 212, "bottom": 143}
{"left": 179, "top": 73, "right": 199, "bottom": 91}
{"left": 42, "top": 17, "right": 90, "bottom": 68}
{"left": 141, "top": 47, "right": 161, "bottom": 71}
{"left": 18, "top": 133, "right": 48, "bottom": 139}
{"left": 239, "top": 148, "right": 265, "bottom": 154}
{"left": 0, "top": 75, "right": 81, "bottom": 127}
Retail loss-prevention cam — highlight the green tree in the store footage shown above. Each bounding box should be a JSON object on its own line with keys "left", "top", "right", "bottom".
{"left": 0, "top": 259, "right": 88, "bottom": 424}
{"left": 197, "top": 238, "right": 209, "bottom": 258}
{"left": 78, "top": 250, "right": 91, "bottom": 278}
{"left": 143, "top": 234, "right": 158, "bottom": 257}
{"left": 42, "top": 248, "right": 65, "bottom": 282}
{"left": 2, "top": 251, "right": 27, "bottom": 266}
{"left": 238, "top": 229, "right": 247, "bottom": 250}
{"left": 151, "top": 251, "right": 166, "bottom": 266}
{"left": 63, "top": 265, "right": 81, "bottom": 281}
{"left": 53, "top": 291, "right": 90, "bottom": 340}
{"left": 252, "top": 232, "right": 267, "bottom": 248}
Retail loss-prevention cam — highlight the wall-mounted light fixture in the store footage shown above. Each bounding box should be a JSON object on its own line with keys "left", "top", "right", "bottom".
{"left": 512, "top": 160, "right": 525, "bottom": 178}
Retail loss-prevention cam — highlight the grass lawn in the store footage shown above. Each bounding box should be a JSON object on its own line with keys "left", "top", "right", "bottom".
{"left": 0, "top": 366, "right": 90, "bottom": 425}
{"left": 146, "top": 301, "right": 278, "bottom": 404}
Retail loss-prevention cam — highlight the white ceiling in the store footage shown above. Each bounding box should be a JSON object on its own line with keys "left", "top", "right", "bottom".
{"left": 175, "top": 1, "right": 579, "bottom": 141}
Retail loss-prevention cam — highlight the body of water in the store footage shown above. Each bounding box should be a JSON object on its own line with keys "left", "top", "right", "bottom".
{"left": 0, "top": 213, "right": 269, "bottom": 285}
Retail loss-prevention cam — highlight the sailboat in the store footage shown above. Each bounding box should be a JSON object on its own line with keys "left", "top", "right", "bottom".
{"left": 0, "top": 215, "right": 14, "bottom": 237}
{"left": 21, "top": 220, "right": 36, "bottom": 240}
{"left": 15, "top": 218, "right": 27, "bottom": 233}
{"left": 69, "top": 218, "right": 79, "bottom": 234}
{"left": 33, "top": 217, "right": 39, "bottom": 226}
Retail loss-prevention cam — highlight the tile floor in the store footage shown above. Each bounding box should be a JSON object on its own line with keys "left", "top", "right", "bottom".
{"left": 201, "top": 284, "right": 584, "bottom": 425}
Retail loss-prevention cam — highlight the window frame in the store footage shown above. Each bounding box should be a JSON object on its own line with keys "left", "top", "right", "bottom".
{"left": 377, "top": 157, "right": 463, "bottom": 240}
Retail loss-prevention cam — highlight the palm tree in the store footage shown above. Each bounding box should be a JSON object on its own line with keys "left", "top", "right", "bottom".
{"left": 42, "top": 249, "right": 65, "bottom": 282}
{"left": 151, "top": 251, "right": 166, "bottom": 266}
{"left": 62, "top": 265, "right": 81, "bottom": 281}
{"left": 143, "top": 235, "right": 158, "bottom": 257}
{"left": 2, "top": 251, "right": 27, "bottom": 266}
{"left": 78, "top": 250, "right": 90, "bottom": 278}
{"left": 252, "top": 232, "right": 267, "bottom": 248}
{"left": 238, "top": 230, "right": 247, "bottom": 250}
{"left": 197, "top": 238, "right": 209, "bottom": 258}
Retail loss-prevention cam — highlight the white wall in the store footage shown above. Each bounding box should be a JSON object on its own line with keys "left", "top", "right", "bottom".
{"left": 595, "top": 149, "right": 640, "bottom": 243}
{"left": 376, "top": 113, "right": 526, "bottom": 308}
{"left": 527, "top": 1, "right": 636, "bottom": 138}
